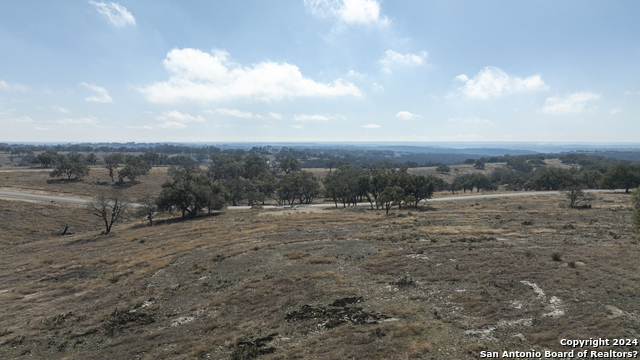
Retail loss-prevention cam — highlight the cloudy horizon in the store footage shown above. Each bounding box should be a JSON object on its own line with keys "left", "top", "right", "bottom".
{"left": 1, "top": 1, "right": 639, "bottom": 143}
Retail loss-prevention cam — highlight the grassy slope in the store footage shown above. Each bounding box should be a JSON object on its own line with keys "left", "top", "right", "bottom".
{"left": 0, "top": 192, "right": 639, "bottom": 359}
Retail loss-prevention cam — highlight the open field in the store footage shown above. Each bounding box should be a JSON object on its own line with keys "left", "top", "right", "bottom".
{"left": 1, "top": 190, "right": 639, "bottom": 359}
{"left": 0, "top": 167, "right": 172, "bottom": 201}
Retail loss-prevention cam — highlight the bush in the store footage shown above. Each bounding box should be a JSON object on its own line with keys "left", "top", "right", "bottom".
{"left": 551, "top": 252, "right": 562, "bottom": 261}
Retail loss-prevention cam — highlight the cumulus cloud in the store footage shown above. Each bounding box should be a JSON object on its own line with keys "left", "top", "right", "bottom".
{"left": 293, "top": 114, "right": 345, "bottom": 121}
{"left": 361, "top": 124, "right": 380, "bottom": 129}
{"left": 0, "top": 80, "right": 31, "bottom": 92}
{"left": 51, "top": 106, "right": 70, "bottom": 113}
{"left": 216, "top": 108, "right": 254, "bottom": 118}
{"left": 88, "top": 1, "right": 136, "bottom": 27}
{"left": 454, "top": 66, "right": 547, "bottom": 100}
{"left": 269, "top": 112, "right": 282, "bottom": 120}
{"left": 541, "top": 92, "right": 600, "bottom": 114}
{"left": 80, "top": 82, "right": 113, "bottom": 103}
{"left": 395, "top": 111, "right": 421, "bottom": 120}
{"left": 156, "top": 110, "right": 205, "bottom": 129}
{"left": 140, "top": 48, "right": 362, "bottom": 103}
{"left": 305, "top": 0, "right": 389, "bottom": 26}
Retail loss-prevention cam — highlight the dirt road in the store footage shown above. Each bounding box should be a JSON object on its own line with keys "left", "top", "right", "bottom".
{"left": 0, "top": 188, "right": 625, "bottom": 209}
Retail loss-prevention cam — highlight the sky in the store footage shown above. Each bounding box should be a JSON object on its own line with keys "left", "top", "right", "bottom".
{"left": 1, "top": 0, "right": 639, "bottom": 143}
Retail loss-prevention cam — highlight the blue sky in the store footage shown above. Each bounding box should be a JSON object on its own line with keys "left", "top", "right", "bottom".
{"left": 1, "top": 0, "right": 639, "bottom": 143}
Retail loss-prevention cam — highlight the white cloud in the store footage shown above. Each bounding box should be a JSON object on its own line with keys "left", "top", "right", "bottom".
{"left": 3, "top": 116, "right": 34, "bottom": 123}
{"left": 88, "top": 1, "right": 136, "bottom": 27}
{"left": 140, "top": 48, "right": 362, "bottom": 103}
{"left": 0, "top": 80, "right": 31, "bottom": 92}
{"left": 448, "top": 116, "right": 492, "bottom": 124}
{"left": 156, "top": 110, "right": 205, "bottom": 129}
{"left": 51, "top": 106, "right": 70, "bottom": 113}
{"left": 79, "top": 82, "right": 113, "bottom": 103}
{"left": 610, "top": 108, "right": 622, "bottom": 115}
{"left": 624, "top": 91, "right": 640, "bottom": 96}
{"left": 455, "top": 66, "right": 548, "bottom": 100}
{"left": 372, "top": 82, "right": 384, "bottom": 92}
{"left": 305, "top": 0, "right": 389, "bottom": 26}
{"left": 51, "top": 116, "right": 100, "bottom": 126}
{"left": 291, "top": 124, "right": 304, "bottom": 129}
{"left": 216, "top": 108, "right": 254, "bottom": 118}
{"left": 395, "top": 111, "right": 421, "bottom": 120}
{"left": 379, "top": 50, "right": 427, "bottom": 74}
{"left": 361, "top": 124, "right": 380, "bottom": 129}
{"left": 541, "top": 92, "right": 600, "bottom": 114}
{"left": 269, "top": 112, "right": 282, "bottom": 120}
{"left": 347, "top": 70, "right": 363, "bottom": 77}
{"left": 293, "top": 114, "right": 345, "bottom": 121}
{"left": 125, "top": 125, "right": 154, "bottom": 130}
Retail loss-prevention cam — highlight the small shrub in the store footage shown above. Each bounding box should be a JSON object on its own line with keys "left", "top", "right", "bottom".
{"left": 524, "top": 250, "right": 533, "bottom": 258}
{"left": 551, "top": 252, "right": 562, "bottom": 262}
{"left": 391, "top": 276, "right": 415, "bottom": 287}
{"left": 568, "top": 261, "right": 576, "bottom": 268}
{"left": 109, "top": 275, "right": 120, "bottom": 284}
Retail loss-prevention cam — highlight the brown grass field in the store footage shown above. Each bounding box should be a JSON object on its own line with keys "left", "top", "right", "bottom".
{"left": 1, "top": 166, "right": 639, "bottom": 359}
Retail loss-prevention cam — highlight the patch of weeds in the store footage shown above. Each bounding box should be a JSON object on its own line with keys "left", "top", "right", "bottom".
{"left": 563, "top": 223, "right": 575, "bottom": 229}
{"left": 452, "top": 236, "right": 496, "bottom": 243}
{"left": 522, "top": 220, "right": 534, "bottom": 226}
{"left": 609, "top": 232, "right": 621, "bottom": 240}
{"left": 42, "top": 259, "right": 54, "bottom": 265}
{"left": 230, "top": 333, "right": 278, "bottom": 360}
{"left": 42, "top": 312, "right": 74, "bottom": 328}
{"left": 103, "top": 308, "right": 154, "bottom": 336}
{"left": 391, "top": 276, "right": 415, "bottom": 287}
{"left": 589, "top": 218, "right": 598, "bottom": 224}
{"left": 551, "top": 252, "right": 562, "bottom": 262}
{"left": 109, "top": 274, "right": 120, "bottom": 284}
{"left": 494, "top": 215, "right": 501, "bottom": 219}
{"left": 524, "top": 250, "right": 533, "bottom": 258}
{"left": 330, "top": 296, "right": 364, "bottom": 307}
{"left": 568, "top": 261, "right": 576, "bottom": 268}
{"left": 373, "top": 327, "right": 386, "bottom": 339}
{"left": 517, "top": 205, "right": 523, "bottom": 209}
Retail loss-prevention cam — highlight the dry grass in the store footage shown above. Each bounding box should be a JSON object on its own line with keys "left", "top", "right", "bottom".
{"left": 0, "top": 166, "right": 171, "bottom": 199}
{"left": 0, "top": 189, "right": 639, "bottom": 359}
